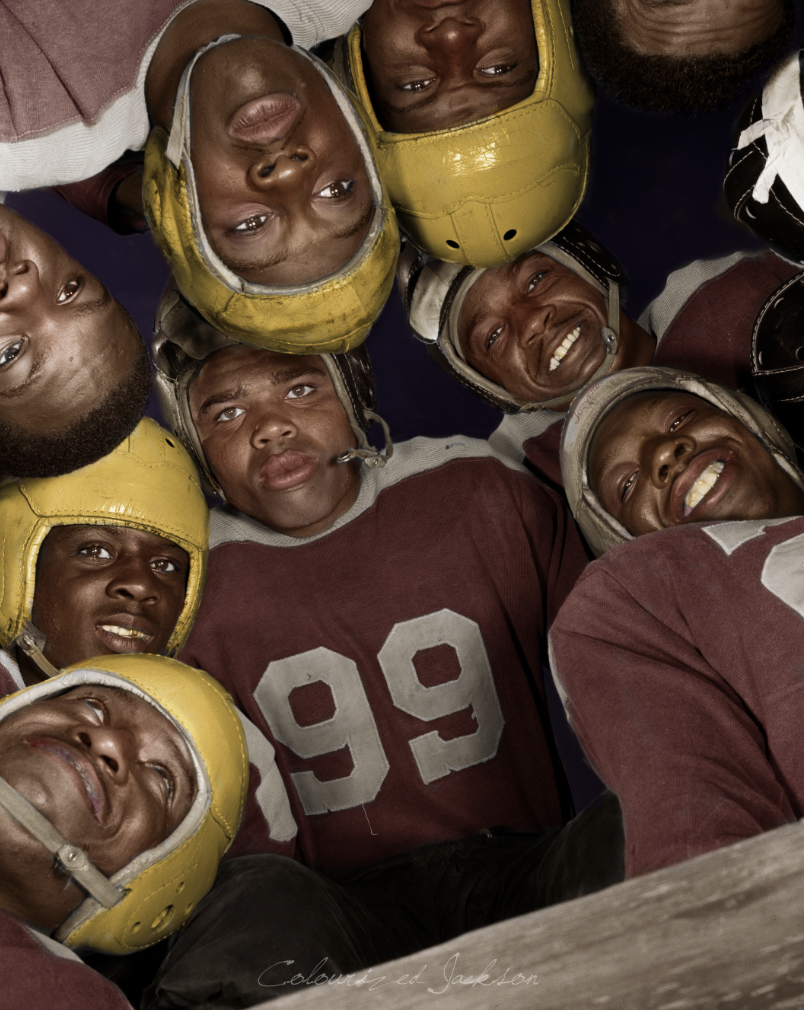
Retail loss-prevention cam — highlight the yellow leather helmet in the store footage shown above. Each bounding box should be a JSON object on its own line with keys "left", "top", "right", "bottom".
{"left": 0, "top": 654, "right": 248, "bottom": 954}
{"left": 143, "top": 36, "right": 399, "bottom": 355}
{"left": 0, "top": 419, "right": 208, "bottom": 657}
{"left": 338, "top": 0, "right": 593, "bottom": 268}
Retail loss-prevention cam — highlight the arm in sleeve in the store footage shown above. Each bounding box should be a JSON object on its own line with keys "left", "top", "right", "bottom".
{"left": 549, "top": 568, "right": 797, "bottom": 878}
{"left": 0, "top": 912, "right": 133, "bottom": 1010}
{"left": 51, "top": 158, "right": 146, "bottom": 235}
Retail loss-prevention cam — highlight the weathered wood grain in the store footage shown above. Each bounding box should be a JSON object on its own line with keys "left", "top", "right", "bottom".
{"left": 255, "top": 821, "right": 804, "bottom": 1009}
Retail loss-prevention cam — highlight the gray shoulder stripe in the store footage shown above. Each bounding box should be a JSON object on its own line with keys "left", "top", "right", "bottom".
{"left": 210, "top": 435, "right": 531, "bottom": 550}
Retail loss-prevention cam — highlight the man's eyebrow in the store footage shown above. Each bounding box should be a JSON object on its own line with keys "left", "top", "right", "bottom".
{"left": 270, "top": 365, "right": 327, "bottom": 385}
{"left": 197, "top": 384, "right": 249, "bottom": 417}
{"left": 72, "top": 286, "right": 112, "bottom": 319}
{"left": 328, "top": 201, "right": 374, "bottom": 242}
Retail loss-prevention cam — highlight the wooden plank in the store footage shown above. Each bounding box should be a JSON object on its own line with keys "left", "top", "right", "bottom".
{"left": 255, "top": 821, "right": 804, "bottom": 1009}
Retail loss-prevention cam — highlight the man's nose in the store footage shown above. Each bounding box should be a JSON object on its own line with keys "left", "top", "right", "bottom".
{"left": 0, "top": 259, "right": 41, "bottom": 306}
{"left": 513, "top": 300, "right": 553, "bottom": 347}
{"left": 74, "top": 724, "right": 132, "bottom": 782}
{"left": 649, "top": 436, "right": 694, "bottom": 488}
{"left": 418, "top": 15, "right": 483, "bottom": 60}
{"left": 106, "top": 559, "right": 162, "bottom": 605}
{"left": 250, "top": 403, "right": 298, "bottom": 448}
{"left": 250, "top": 145, "right": 317, "bottom": 192}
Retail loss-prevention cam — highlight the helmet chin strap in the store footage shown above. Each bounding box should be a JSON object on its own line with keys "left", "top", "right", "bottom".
{"left": 0, "top": 775, "right": 122, "bottom": 909}
{"left": 336, "top": 411, "right": 395, "bottom": 469}
{"left": 12, "top": 622, "right": 60, "bottom": 679}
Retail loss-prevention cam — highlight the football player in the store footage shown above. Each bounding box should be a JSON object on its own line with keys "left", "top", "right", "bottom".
{"left": 400, "top": 221, "right": 800, "bottom": 488}
{"left": 558, "top": 366, "right": 804, "bottom": 557}
{"left": 549, "top": 507, "right": 804, "bottom": 878}
{"left": 0, "top": 206, "right": 151, "bottom": 480}
{"left": 0, "top": 653, "right": 247, "bottom": 1008}
{"left": 0, "top": 418, "right": 208, "bottom": 694}
{"left": 3, "top": 0, "right": 397, "bottom": 355}
{"left": 332, "top": 0, "right": 594, "bottom": 266}
{"left": 141, "top": 284, "right": 624, "bottom": 1007}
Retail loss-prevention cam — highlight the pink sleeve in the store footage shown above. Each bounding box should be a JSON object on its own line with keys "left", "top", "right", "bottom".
{"left": 0, "top": 911, "right": 133, "bottom": 1010}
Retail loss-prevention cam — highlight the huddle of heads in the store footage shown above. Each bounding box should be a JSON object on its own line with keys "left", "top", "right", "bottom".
{"left": 0, "top": 420, "right": 250, "bottom": 954}
{"left": 1, "top": 0, "right": 801, "bottom": 956}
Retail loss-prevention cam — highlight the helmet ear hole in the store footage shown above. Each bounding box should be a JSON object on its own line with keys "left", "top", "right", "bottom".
{"left": 503, "top": 229, "right": 517, "bottom": 241}
{"left": 446, "top": 240, "right": 460, "bottom": 249}
{"left": 796, "top": 347, "right": 804, "bottom": 362}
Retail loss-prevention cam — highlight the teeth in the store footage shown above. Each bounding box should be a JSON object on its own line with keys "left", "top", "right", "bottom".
{"left": 684, "top": 460, "right": 726, "bottom": 516}
{"left": 549, "top": 325, "right": 582, "bottom": 372}
{"left": 100, "top": 625, "right": 149, "bottom": 640}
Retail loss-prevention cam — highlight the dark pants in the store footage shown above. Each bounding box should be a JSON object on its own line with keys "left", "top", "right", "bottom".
{"left": 144, "top": 791, "right": 623, "bottom": 1009}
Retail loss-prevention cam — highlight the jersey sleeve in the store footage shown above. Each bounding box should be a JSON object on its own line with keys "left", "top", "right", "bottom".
{"left": 488, "top": 411, "right": 566, "bottom": 490}
{"left": 51, "top": 158, "right": 146, "bottom": 235}
{"left": 261, "top": 0, "right": 371, "bottom": 47}
{"left": 0, "top": 912, "right": 133, "bottom": 1010}
{"left": 549, "top": 552, "right": 798, "bottom": 878}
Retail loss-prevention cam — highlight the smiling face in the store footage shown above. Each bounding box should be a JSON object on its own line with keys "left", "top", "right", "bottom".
{"left": 360, "top": 0, "right": 538, "bottom": 133}
{"left": 190, "top": 346, "right": 360, "bottom": 536}
{"left": 0, "top": 207, "right": 143, "bottom": 437}
{"left": 0, "top": 684, "right": 195, "bottom": 928}
{"left": 190, "top": 38, "right": 373, "bottom": 285}
{"left": 589, "top": 391, "right": 804, "bottom": 537}
{"left": 20, "top": 527, "right": 189, "bottom": 685}
{"left": 458, "top": 252, "right": 654, "bottom": 404}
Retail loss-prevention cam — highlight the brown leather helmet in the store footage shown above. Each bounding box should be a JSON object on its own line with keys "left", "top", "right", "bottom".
{"left": 752, "top": 271, "right": 804, "bottom": 451}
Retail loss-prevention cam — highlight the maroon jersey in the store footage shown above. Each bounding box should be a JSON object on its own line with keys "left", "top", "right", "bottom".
{"left": 0, "top": 651, "right": 25, "bottom": 697}
{"left": 549, "top": 515, "right": 804, "bottom": 878}
{"left": 0, "top": 910, "right": 132, "bottom": 1009}
{"left": 181, "top": 436, "right": 587, "bottom": 875}
{"left": 492, "top": 251, "right": 802, "bottom": 489}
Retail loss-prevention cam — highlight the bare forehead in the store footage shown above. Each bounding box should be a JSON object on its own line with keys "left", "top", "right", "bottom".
{"left": 194, "top": 347, "right": 327, "bottom": 393}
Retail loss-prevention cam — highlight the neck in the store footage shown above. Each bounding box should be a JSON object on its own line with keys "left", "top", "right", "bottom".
{"left": 146, "top": 0, "right": 285, "bottom": 129}
{"left": 616, "top": 313, "right": 657, "bottom": 371}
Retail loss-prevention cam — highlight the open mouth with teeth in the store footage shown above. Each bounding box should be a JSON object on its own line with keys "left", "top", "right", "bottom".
{"left": 683, "top": 460, "right": 726, "bottom": 516}
{"left": 549, "top": 325, "right": 582, "bottom": 372}
{"left": 99, "top": 625, "right": 150, "bottom": 640}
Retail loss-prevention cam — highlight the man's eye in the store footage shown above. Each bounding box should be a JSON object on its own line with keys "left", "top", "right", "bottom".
{"left": 79, "top": 545, "right": 113, "bottom": 559}
{"left": 399, "top": 78, "right": 435, "bottom": 92}
{"left": 669, "top": 410, "right": 694, "bottom": 432}
{"left": 57, "top": 278, "right": 83, "bottom": 303}
{"left": 621, "top": 470, "right": 638, "bottom": 501}
{"left": 151, "top": 558, "right": 180, "bottom": 574}
{"left": 147, "top": 764, "right": 174, "bottom": 804}
{"left": 232, "top": 215, "right": 268, "bottom": 234}
{"left": 485, "top": 325, "right": 504, "bottom": 351}
{"left": 0, "top": 337, "right": 25, "bottom": 368}
{"left": 215, "top": 406, "right": 245, "bottom": 423}
{"left": 478, "top": 64, "right": 514, "bottom": 77}
{"left": 527, "top": 271, "right": 547, "bottom": 293}
{"left": 287, "top": 384, "right": 315, "bottom": 400}
{"left": 83, "top": 699, "right": 107, "bottom": 722}
{"left": 314, "top": 180, "right": 355, "bottom": 200}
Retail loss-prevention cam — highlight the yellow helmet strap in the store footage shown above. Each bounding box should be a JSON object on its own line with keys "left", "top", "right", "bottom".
{"left": 0, "top": 775, "right": 122, "bottom": 908}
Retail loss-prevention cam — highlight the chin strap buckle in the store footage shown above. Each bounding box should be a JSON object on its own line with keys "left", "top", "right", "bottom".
{"left": 13, "top": 622, "right": 60, "bottom": 679}
{"left": 336, "top": 411, "right": 395, "bottom": 469}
